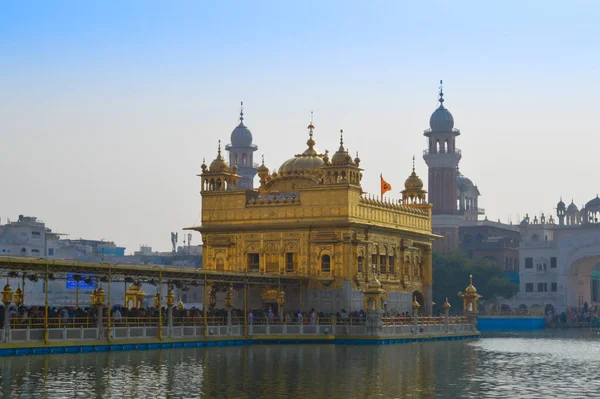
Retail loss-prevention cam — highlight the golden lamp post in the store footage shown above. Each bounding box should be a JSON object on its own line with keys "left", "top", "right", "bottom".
{"left": 2, "top": 280, "right": 13, "bottom": 343}
{"left": 166, "top": 284, "right": 175, "bottom": 338}
{"left": 90, "top": 287, "right": 106, "bottom": 339}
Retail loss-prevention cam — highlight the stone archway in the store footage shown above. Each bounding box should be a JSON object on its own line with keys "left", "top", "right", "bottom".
{"left": 565, "top": 240, "right": 600, "bottom": 311}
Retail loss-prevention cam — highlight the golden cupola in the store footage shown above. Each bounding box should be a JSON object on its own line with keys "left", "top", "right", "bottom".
{"left": 320, "top": 129, "right": 362, "bottom": 187}
{"left": 465, "top": 274, "right": 477, "bottom": 295}
{"left": 277, "top": 122, "right": 325, "bottom": 175}
{"left": 401, "top": 157, "right": 427, "bottom": 204}
{"left": 458, "top": 274, "right": 482, "bottom": 313}
{"left": 331, "top": 130, "right": 354, "bottom": 166}
{"left": 257, "top": 155, "right": 269, "bottom": 185}
{"left": 200, "top": 140, "right": 240, "bottom": 192}
{"left": 209, "top": 140, "right": 230, "bottom": 173}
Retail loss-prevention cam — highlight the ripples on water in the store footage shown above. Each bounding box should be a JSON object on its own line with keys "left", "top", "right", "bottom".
{"left": 1, "top": 330, "right": 600, "bottom": 398}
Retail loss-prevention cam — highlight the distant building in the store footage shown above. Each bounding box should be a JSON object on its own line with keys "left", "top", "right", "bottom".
{"left": 0, "top": 215, "right": 53, "bottom": 257}
{"left": 499, "top": 196, "right": 600, "bottom": 314}
{"left": 459, "top": 219, "right": 520, "bottom": 272}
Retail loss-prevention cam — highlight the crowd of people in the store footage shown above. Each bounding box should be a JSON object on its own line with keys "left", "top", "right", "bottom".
{"left": 547, "top": 302, "right": 600, "bottom": 326}
{"left": 0, "top": 303, "right": 429, "bottom": 329}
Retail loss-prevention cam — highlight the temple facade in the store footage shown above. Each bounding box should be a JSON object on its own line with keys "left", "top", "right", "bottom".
{"left": 190, "top": 118, "right": 437, "bottom": 315}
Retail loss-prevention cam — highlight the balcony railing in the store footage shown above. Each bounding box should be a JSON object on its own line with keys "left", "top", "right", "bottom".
{"left": 423, "top": 148, "right": 462, "bottom": 156}
{"left": 520, "top": 241, "right": 556, "bottom": 249}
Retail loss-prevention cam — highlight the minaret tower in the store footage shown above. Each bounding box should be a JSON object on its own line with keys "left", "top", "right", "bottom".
{"left": 423, "top": 81, "right": 462, "bottom": 214}
{"left": 225, "top": 102, "right": 258, "bottom": 189}
{"left": 423, "top": 81, "right": 463, "bottom": 250}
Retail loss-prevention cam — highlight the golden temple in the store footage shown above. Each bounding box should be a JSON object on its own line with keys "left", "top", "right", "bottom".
{"left": 189, "top": 121, "right": 438, "bottom": 314}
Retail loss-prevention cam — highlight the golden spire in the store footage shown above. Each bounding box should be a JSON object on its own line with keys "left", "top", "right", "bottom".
{"left": 305, "top": 112, "right": 316, "bottom": 153}
{"left": 307, "top": 111, "right": 315, "bottom": 137}
{"left": 217, "top": 139, "right": 222, "bottom": 158}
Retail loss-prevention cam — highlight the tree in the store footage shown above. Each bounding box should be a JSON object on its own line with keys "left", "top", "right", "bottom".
{"left": 432, "top": 250, "right": 518, "bottom": 314}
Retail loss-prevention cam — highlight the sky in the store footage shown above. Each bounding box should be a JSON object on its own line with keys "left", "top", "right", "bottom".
{"left": 1, "top": 1, "right": 599, "bottom": 253}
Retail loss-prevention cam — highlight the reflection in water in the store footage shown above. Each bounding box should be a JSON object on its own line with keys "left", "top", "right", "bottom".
{"left": 2, "top": 330, "right": 600, "bottom": 398}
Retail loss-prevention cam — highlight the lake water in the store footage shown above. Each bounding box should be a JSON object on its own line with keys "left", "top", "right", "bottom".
{"left": 2, "top": 330, "right": 600, "bottom": 398}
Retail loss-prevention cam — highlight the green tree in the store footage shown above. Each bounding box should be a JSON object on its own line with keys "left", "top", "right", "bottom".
{"left": 432, "top": 250, "right": 518, "bottom": 314}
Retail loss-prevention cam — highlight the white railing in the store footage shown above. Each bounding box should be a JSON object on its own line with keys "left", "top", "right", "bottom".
{"left": 1, "top": 322, "right": 476, "bottom": 344}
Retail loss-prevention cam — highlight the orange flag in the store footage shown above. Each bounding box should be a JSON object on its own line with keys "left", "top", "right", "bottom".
{"left": 380, "top": 174, "right": 392, "bottom": 197}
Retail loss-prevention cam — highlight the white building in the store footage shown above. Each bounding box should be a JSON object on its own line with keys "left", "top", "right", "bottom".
{"left": 511, "top": 196, "right": 600, "bottom": 314}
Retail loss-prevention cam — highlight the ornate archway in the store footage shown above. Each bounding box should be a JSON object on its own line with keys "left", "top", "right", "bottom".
{"left": 566, "top": 240, "right": 600, "bottom": 310}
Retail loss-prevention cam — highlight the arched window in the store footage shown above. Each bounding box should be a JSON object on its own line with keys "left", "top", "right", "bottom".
{"left": 321, "top": 255, "right": 331, "bottom": 273}
{"left": 357, "top": 256, "right": 364, "bottom": 273}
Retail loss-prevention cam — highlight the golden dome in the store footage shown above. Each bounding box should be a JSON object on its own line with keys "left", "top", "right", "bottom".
{"left": 257, "top": 155, "right": 269, "bottom": 174}
{"left": 404, "top": 160, "right": 424, "bottom": 190}
{"left": 128, "top": 283, "right": 140, "bottom": 292}
{"left": 331, "top": 130, "right": 348, "bottom": 163}
{"left": 405, "top": 171, "right": 423, "bottom": 190}
{"left": 209, "top": 140, "right": 230, "bottom": 173}
{"left": 465, "top": 274, "right": 477, "bottom": 294}
{"left": 278, "top": 122, "right": 325, "bottom": 175}
{"left": 367, "top": 276, "right": 382, "bottom": 290}
{"left": 354, "top": 151, "right": 361, "bottom": 166}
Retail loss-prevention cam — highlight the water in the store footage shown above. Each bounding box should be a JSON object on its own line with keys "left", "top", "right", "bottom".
{"left": 1, "top": 330, "right": 600, "bottom": 398}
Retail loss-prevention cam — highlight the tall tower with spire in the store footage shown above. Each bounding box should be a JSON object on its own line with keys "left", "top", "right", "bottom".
{"left": 225, "top": 102, "right": 258, "bottom": 189}
{"left": 423, "top": 81, "right": 464, "bottom": 250}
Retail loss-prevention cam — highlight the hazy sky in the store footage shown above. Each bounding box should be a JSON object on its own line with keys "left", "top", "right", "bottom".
{"left": 1, "top": 1, "right": 599, "bottom": 253}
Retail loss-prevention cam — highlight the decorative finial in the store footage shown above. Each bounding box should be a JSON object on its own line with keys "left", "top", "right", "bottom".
{"left": 469, "top": 274, "right": 473, "bottom": 285}
{"left": 307, "top": 112, "right": 315, "bottom": 138}
{"left": 340, "top": 129, "right": 344, "bottom": 146}
{"left": 261, "top": 154, "right": 265, "bottom": 164}
{"left": 438, "top": 79, "right": 444, "bottom": 105}
{"left": 217, "top": 139, "right": 221, "bottom": 156}
{"left": 239, "top": 101, "right": 244, "bottom": 122}
{"left": 412, "top": 156, "right": 415, "bottom": 172}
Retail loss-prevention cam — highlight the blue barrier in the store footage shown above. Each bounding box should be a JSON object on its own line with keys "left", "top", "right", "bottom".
{"left": 478, "top": 316, "right": 545, "bottom": 331}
